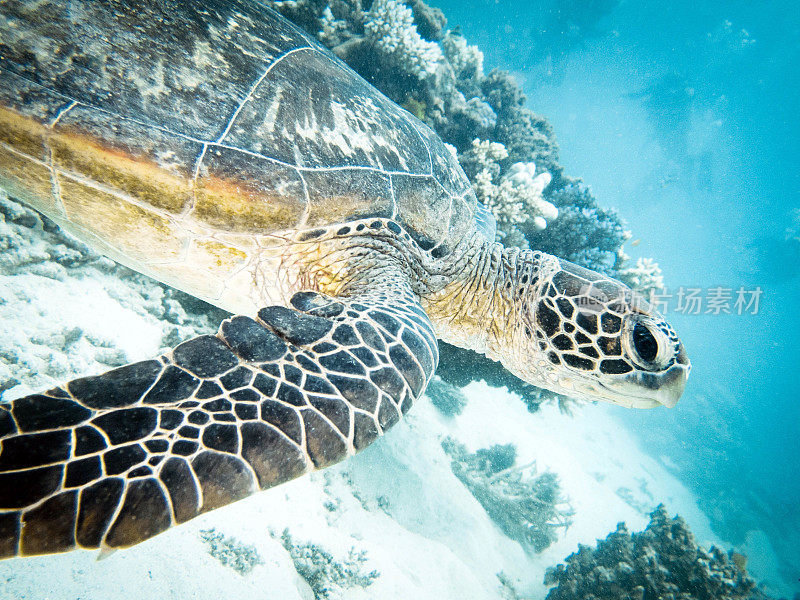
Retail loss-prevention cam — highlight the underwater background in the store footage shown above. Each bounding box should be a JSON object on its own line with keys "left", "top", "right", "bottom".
{"left": 0, "top": 0, "right": 797, "bottom": 598}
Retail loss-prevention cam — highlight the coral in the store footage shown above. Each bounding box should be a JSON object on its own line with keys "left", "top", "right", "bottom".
{"left": 462, "top": 138, "right": 508, "bottom": 213}
{"left": 618, "top": 255, "right": 665, "bottom": 298}
{"left": 460, "top": 137, "right": 507, "bottom": 183}
{"left": 464, "top": 97, "right": 498, "bottom": 129}
{"left": 544, "top": 505, "right": 769, "bottom": 600}
{"left": 526, "top": 181, "right": 628, "bottom": 274}
{"left": 503, "top": 162, "right": 557, "bottom": 229}
{"left": 498, "top": 107, "right": 563, "bottom": 184}
{"left": 475, "top": 443, "right": 518, "bottom": 473}
{"left": 272, "top": 0, "right": 331, "bottom": 37}
{"left": 363, "top": 0, "right": 443, "bottom": 79}
{"left": 481, "top": 70, "right": 563, "bottom": 180}
{"left": 462, "top": 138, "right": 556, "bottom": 242}
{"left": 408, "top": 0, "right": 446, "bottom": 42}
{"left": 481, "top": 69, "right": 527, "bottom": 116}
{"left": 0, "top": 194, "right": 225, "bottom": 398}
{"left": 425, "top": 375, "right": 468, "bottom": 416}
{"left": 278, "top": 529, "right": 380, "bottom": 599}
{"left": 443, "top": 438, "right": 574, "bottom": 553}
{"left": 318, "top": 5, "right": 350, "bottom": 47}
{"left": 498, "top": 571, "right": 529, "bottom": 600}
{"left": 0, "top": 193, "right": 103, "bottom": 275}
{"left": 445, "top": 95, "right": 499, "bottom": 147}
{"left": 199, "top": 528, "right": 264, "bottom": 575}
{"left": 442, "top": 29, "right": 485, "bottom": 99}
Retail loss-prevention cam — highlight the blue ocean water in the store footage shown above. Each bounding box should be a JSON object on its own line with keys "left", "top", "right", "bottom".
{"left": 430, "top": 0, "right": 800, "bottom": 592}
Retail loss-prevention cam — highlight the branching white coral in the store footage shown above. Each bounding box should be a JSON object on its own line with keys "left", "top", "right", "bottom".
{"left": 618, "top": 256, "right": 665, "bottom": 297}
{"left": 469, "top": 139, "right": 556, "bottom": 234}
{"left": 364, "top": 0, "right": 444, "bottom": 79}
{"left": 318, "top": 6, "right": 349, "bottom": 46}
{"left": 503, "top": 162, "right": 556, "bottom": 230}
{"left": 470, "top": 138, "right": 508, "bottom": 208}
{"left": 278, "top": 529, "right": 379, "bottom": 599}
{"left": 442, "top": 30, "right": 484, "bottom": 81}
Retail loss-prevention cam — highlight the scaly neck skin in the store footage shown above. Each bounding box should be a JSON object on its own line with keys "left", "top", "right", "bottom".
{"left": 420, "top": 240, "right": 557, "bottom": 363}
{"left": 278, "top": 222, "right": 556, "bottom": 370}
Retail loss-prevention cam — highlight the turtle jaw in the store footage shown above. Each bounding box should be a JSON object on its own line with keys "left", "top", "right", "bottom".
{"left": 541, "top": 354, "right": 691, "bottom": 409}
{"left": 594, "top": 360, "right": 691, "bottom": 409}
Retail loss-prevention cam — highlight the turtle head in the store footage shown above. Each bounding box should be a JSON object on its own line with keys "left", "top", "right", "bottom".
{"left": 512, "top": 256, "right": 690, "bottom": 408}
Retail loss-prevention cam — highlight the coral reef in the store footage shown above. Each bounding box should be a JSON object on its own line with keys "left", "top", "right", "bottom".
{"left": 363, "top": 0, "right": 443, "bottom": 79}
{"left": 544, "top": 505, "right": 771, "bottom": 600}
{"left": 278, "top": 530, "right": 380, "bottom": 599}
{"left": 461, "top": 138, "right": 556, "bottom": 244}
{"left": 525, "top": 181, "right": 628, "bottom": 274}
{"left": 199, "top": 528, "right": 264, "bottom": 575}
{"left": 318, "top": 5, "right": 350, "bottom": 47}
{"left": 407, "top": 0, "right": 446, "bottom": 42}
{"left": 425, "top": 375, "right": 469, "bottom": 416}
{"left": 618, "top": 255, "right": 666, "bottom": 298}
{"left": 481, "top": 70, "right": 564, "bottom": 180}
{"left": 441, "top": 30, "right": 484, "bottom": 101}
{"left": 443, "top": 438, "right": 574, "bottom": 553}
{"left": 442, "top": 30, "right": 484, "bottom": 89}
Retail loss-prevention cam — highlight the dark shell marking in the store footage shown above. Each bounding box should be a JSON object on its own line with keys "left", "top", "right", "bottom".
{"left": 0, "top": 288, "right": 437, "bottom": 557}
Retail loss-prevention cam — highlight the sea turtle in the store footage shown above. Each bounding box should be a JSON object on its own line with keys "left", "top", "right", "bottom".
{"left": 0, "top": 0, "right": 690, "bottom": 559}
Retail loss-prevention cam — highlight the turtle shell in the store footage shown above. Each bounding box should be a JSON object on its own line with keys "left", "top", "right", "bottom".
{"left": 0, "top": 0, "right": 478, "bottom": 280}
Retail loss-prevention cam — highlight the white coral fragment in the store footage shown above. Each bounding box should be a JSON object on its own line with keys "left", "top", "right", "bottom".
{"left": 618, "top": 257, "right": 665, "bottom": 296}
{"left": 442, "top": 30, "right": 484, "bottom": 81}
{"left": 318, "top": 6, "right": 348, "bottom": 46}
{"left": 469, "top": 139, "right": 556, "bottom": 234}
{"left": 364, "top": 0, "right": 444, "bottom": 79}
{"left": 504, "top": 162, "right": 557, "bottom": 221}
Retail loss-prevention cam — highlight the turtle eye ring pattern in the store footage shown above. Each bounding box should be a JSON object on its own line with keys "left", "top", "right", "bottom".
{"left": 624, "top": 318, "right": 673, "bottom": 371}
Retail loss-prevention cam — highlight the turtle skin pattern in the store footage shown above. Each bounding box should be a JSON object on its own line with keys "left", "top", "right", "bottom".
{"left": 0, "top": 289, "right": 438, "bottom": 557}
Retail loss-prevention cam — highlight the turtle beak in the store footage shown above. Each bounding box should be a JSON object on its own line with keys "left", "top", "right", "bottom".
{"left": 621, "top": 343, "right": 691, "bottom": 408}
{"left": 656, "top": 340, "right": 691, "bottom": 408}
{"left": 589, "top": 346, "right": 690, "bottom": 409}
{"left": 651, "top": 362, "right": 690, "bottom": 408}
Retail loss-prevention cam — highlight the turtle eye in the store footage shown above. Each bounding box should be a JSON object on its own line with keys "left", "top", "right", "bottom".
{"left": 626, "top": 319, "right": 670, "bottom": 370}
{"left": 632, "top": 322, "right": 658, "bottom": 363}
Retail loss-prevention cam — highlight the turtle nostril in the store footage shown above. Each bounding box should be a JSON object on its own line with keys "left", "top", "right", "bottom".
{"left": 633, "top": 322, "right": 658, "bottom": 363}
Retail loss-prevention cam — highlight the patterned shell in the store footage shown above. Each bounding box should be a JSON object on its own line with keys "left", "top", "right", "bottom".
{"left": 0, "top": 0, "right": 478, "bottom": 275}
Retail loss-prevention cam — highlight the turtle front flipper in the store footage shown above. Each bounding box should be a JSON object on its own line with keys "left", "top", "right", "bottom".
{"left": 0, "top": 289, "right": 438, "bottom": 558}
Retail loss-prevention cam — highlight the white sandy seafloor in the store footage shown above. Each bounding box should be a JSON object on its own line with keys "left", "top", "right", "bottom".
{"left": 0, "top": 193, "right": 786, "bottom": 599}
